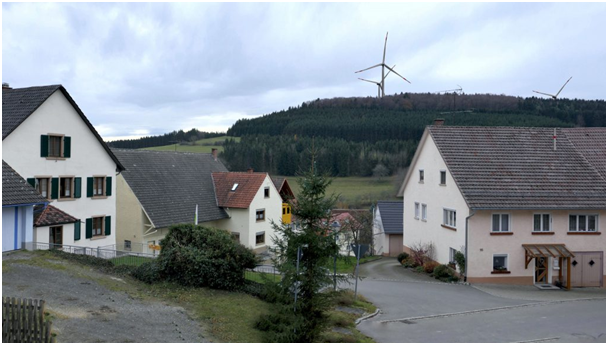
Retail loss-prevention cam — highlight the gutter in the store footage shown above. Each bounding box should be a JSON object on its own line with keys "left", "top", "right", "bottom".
{"left": 464, "top": 210, "right": 476, "bottom": 282}
{"left": 2, "top": 201, "right": 49, "bottom": 208}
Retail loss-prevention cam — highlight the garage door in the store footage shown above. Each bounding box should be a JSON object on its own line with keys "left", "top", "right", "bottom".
{"left": 571, "top": 252, "right": 603, "bottom": 287}
{"left": 389, "top": 235, "right": 403, "bottom": 257}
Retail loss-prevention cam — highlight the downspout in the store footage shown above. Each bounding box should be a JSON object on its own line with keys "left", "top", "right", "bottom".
{"left": 464, "top": 210, "right": 476, "bottom": 282}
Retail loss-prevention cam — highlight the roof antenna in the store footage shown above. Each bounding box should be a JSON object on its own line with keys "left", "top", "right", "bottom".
{"left": 553, "top": 128, "right": 557, "bottom": 151}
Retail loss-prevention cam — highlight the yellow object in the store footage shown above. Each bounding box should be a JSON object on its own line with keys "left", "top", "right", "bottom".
{"left": 148, "top": 244, "right": 161, "bottom": 251}
{"left": 282, "top": 203, "right": 292, "bottom": 224}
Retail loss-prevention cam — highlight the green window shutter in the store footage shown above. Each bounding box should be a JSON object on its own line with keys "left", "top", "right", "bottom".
{"left": 27, "top": 178, "right": 36, "bottom": 188}
{"left": 104, "top": 216, "right": 111, "bottom": 236}
{"left": 87, "top": 177, "right": 94, "bottom": 197}
{"left": 74, "top": 221, "right": 81, "bottom": 241}
{"left": 63, "top": 136, "right": 71, "bottom": 158}
{"left": 105, "top": 176, "right": 112, "bottom": 196}
{"left": 85, "top": 218, "right": 92, "bottom": 239}
{"left": 40, "top": 135, "right": 49, "bottom": 157}
{"left": 74, "top": 177, "right": 82, "bottom": 198}
{"left": 51, "top": 178, "right": 59, "bottom": 199}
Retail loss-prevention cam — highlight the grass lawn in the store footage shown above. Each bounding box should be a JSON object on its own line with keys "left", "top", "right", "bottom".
{"left": 321, "top": 290, "right": 376, "bottom": 343}
{"left": 244, "top": 270, "right": 281, "bottom": 284}
{"left": 330, "top": 256, "right": 382, "bottom": 274}
{"left": 285, "top": 176, "right": 400, "bottom": 208}
{"left": 110, "top": 256, "right": 153, "bottom": 267}
{"left": 140, "top": 136, "right": 239, "bottom": 154}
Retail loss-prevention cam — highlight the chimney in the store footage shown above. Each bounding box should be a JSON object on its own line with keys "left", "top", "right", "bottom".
{"left": 2, "top": 82, "right": 11, "bottom": 89}
{"left": 247, "top": 167, "right": 254, "bottom": 174}
{"left": 211, "top": 148, "right": 218, "bottom": 161}
{"left": 553, "top": 128, "right": 557, "bottom": 151}
{"left": 433, "top": 118, "right": 445, "bottom": 126}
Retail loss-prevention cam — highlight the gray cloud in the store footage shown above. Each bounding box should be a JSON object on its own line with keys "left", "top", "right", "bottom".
{"left": 2, "top": 2, "right": 605, "bottom": 140}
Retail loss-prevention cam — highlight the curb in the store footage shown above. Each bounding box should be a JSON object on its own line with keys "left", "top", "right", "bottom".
{"left": 355, "top": 308, "right": 381, "bottom": 325}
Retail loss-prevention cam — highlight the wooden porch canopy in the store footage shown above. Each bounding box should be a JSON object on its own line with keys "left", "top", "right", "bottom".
{"left": 522, "top": 243, "right": 575, "bottom": 268}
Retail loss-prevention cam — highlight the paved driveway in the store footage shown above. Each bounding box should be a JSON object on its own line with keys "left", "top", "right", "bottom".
{"left": 353, "top": 258, "right": 606, "bottom": 343}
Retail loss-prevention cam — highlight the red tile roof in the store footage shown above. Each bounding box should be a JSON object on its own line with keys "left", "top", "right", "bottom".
{"left": 212, "top": 172, "right": 267, "bottom": 209}
{"left": 34, "top": 205, "right": 78, "bottom": 227}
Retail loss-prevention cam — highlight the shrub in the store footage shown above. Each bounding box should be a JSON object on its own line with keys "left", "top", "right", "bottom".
{"left": 132, "top": 260, "right": 161, "bottom": 284}
{"left": 423, "top": 261, "right": 439, "bottom": 274}
{"left": 157, "top": 224, "right": 257, "bottom": 290}
{"left": 409, "top": 241, "right": 436, "bottom": 267}
{"left": 454, "top": 251, "right": 466, "bottom": 274}
{"left": 415, "top": 266, "right": 425, "bottom": 274}
{"left": 432, "top": 264, "right": 459, "bottom": 282}
{"left": 401, "top": 257, "right": 414, "bottom": 268}
{"left": 397, "top": 252, "right": 409, "bottom": 263}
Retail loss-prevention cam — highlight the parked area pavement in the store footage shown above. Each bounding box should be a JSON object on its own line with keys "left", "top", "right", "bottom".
{"left": 353, "top": 257, "right": 606, "bottom": 343}
{"left": 2, "top": 251, "right": 207, "bottom": 343}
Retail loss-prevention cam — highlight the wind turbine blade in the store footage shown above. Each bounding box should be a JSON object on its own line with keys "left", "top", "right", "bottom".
{"left": 554, "top": 77, "right": 572, "bottom": 97}
{"left": 384, "top": 65, "right": 396, "bottom": 79}
{"left": 384, "top": 65, "right": 411, "bottom": 83}
{"left": 355, "top": 63, "right": 383, "bottom": 73}
{"left": 382, "top": 32, "right": 388, "bottom": 65}
{"left": 358, "top": 78, "right": 380, "bottom": 85}
{"left": 532, "top": 90, "right": 556, "bottom": 98}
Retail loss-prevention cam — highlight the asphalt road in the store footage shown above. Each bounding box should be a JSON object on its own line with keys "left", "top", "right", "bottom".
{"left": 354, "top": 258, "right": 606, "bottom": 343}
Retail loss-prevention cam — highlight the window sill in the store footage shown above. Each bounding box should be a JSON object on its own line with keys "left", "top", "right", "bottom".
{"left": 90, "top": 236, "right": 107, "bottom": 241}
{"left": 414, "top": 217, "right": 420, "bottom": 220}
{"left": 92, "top": 196, "right": 108, "bottom": 200}
{"left": 532, "top": 231, "right": 554, "bottom": 235}
{"left": 490, "top": 232, "right": 513, "bottom": 236}
{"left": 441, "top": 224, "right": 457, "bottom": 231}
{"left": 421, "top": 219, "right": 427, "bottom": 222}
{"left": 439, "top": 184, "right": 446, "bottom": 187}
{"left": 567, "top": 232, "right": 601, "bottom": 235}
{"left": 418, "top": 181, "right": 424, "bottom": 184}
{"left": 491, "top": 270, "right": 511, "bottom": 274}
{"left": 46, "top": 157, "right": 66, "bottom": 161}
{"left": 256, "top": 220, "right": 265, "bottom": 223}
{"left": 57, "top": 198, "right": 75, "bottom": 202}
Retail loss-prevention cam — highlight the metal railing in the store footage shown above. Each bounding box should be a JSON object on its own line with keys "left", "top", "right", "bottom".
{"left": 26, "top": 242, "right": 157, "bottom": 267}
{"left": 244, "top": 265, "right": 282, "bottom": 283}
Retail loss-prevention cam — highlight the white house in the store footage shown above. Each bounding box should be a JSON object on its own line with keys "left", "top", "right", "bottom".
{"left": 372, "top": 200, "right": 404, "bottom": 257}
{"left": 401, "top": 123, "right": 605, "bottom": 289}
{"left": 2, "top": 84, "right": 125, "bottom": 249}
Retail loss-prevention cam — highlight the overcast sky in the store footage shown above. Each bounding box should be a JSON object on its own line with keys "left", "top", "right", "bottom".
{"left": 2, "top": 2, "right": 606, "bottom": 141}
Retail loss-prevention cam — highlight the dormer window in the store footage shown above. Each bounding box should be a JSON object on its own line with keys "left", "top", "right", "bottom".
{"left": 41, "top": 134, "right": 71, "bottom": 159}
{"left": 231, "top": 183, "right": 239, "bottom": 191}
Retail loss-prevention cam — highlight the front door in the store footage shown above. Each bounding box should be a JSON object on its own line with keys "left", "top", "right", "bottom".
{"left": 49, "top": 226, "right": 62, "bottom": 249}
{"left": 535, "top": 256, "right": 548, "bottom": 284}
{"left": 571, "top": 252, "right": 603, "bottom": 287}
{"left": 389, "top": 235, "right": 403, "bottom": 257}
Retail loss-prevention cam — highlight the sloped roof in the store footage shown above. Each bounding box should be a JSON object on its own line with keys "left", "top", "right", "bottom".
{"left": 562, "top": 127, "right": 606, "bottom": 180}
{"left": 376, "top": 201, "right": 404, "bottom": 234}
{"left": 34, "top": 205, "right": 78, "bottom": 227}
{"left": 2, "top": 160, "right": 48, "bottom": 206}
{"left": 212, "top": 172, "right": 267, "bottom": 209}
{"left": 271, "top": 177, "right": 295, "bottom": 200}
{"left": 2, "top": 85, "right": 124, "bottom": 171}
{"left": 112, "top": 149, "right": 228, "bottom": 228}
{"left": 428, "top": 126, "right": 605, "bottom": 210}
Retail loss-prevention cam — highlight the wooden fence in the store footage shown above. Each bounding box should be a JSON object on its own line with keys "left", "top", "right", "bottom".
{"left": 2, "top": 297, "right": 55, "bottom": 343}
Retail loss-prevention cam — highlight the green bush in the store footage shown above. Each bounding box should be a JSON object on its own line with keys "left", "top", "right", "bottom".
{"left": 157, "top": 224, "right": 257, "bottom": 290}
{"left": 397, "top": 252, "right": 409, "bottom": 263}
{"left": 454, "top": 251, "right": 466, "bottom": 274}
{"left": 423, "top": 261, "right": 439, "bottom": 274}
{"left": 401, "top": 257, "right": 414, "bottom": 268}
{"left": 256, "top": 306, "right": 325, "bottom": 343}
{"left": 432, "top": 264, "right": 459, "bottom": 282}
{"left": 132, "top": 260, "right": 161, "bottom": 284}
{"left": 415, "top": 266, "right": 425, "bottom": 273}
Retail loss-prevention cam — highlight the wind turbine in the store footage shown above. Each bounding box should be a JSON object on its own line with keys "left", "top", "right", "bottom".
{"left": 358, "top": 65, "right": 396, "bottom": 98}
{"left": 533, "top": 77, "right": 572, "bottom": 99}
{"left": 355, "top": 32, "right": 410, "bottom": 97}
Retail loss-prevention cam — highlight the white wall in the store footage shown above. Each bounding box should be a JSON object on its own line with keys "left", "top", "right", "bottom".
{"left": 402, "top": 131, "right": 470, "bottom": 265}
{"left": 2, "top": 90, "right": 118, "bottom": 248}
{"left": 2, "top": 206, "right": 34, "bottom": 252}
{"left": 34, "top": 223, "right": 76, "bottom": 246}
{"left": 372, "top": 207, "right": 387, "bottom": 255}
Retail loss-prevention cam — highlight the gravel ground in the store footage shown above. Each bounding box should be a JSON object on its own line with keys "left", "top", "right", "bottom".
{"left": 2, "top": 251, "right": 207, "bottom": 343}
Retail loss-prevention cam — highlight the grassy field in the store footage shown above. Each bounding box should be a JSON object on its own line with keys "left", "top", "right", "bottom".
{"left": 285, "top": 176, "right": 400, "bottom": 208}
{"left": 331, "top": 256, "right": 382, "bottom": 274}
{"left": 110, "top": 256, "right": 153, "bottom": 267}
{"left": 140, "top": 136, "right": 239, "bottom": 154}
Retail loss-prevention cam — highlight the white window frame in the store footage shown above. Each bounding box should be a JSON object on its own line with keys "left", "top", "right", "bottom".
{"left": 443, "top": 208, "right": 457, "bottom": 228}
{"left": 533, "top": 213, "right": 552, "bottom": 232}
{"left": 256, "top": 209, "right": 266, "bottom": 222}
{"left": 492, "top": 254, "right": 509, "bottom": 271}
{"left": 35, "top": 176, "right": 51, "bottom": 200}
{"left": 568, "top": 214, "right": 599, "bottom": 232}
{"left": 449, "top": 247, "right": 457, "bottom": 264}
{"left": 421, "top": 204, "right": 427, "bottom": 221}
{"left": 255, "top": 231, "right": 265, "bottom": 245}
{"left": 440, "top": 170, "right": 447, "bottom": 186}
{"left": 414, "top": 202, "right": 420, "bottom": 219}
{"left": 491, "top": 213, "right": 511, "bottom": 232}
{"left": 419, "top": 169, "right": 424, "bottom": 183}
{"left": 59, "top": 176, "right": 75, "bottom": 200}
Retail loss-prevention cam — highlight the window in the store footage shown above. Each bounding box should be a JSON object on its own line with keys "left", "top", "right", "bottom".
{"left": 449, "top": 247, "right": 457, "bottom": 264}
{"left": 264, "top": 187, "right": 270, "bottom": 198}
{"left": 414, "top": 202, "right": 420, "bottom": 219}
{"left": 93, "top": 177, "right": 105, "bottom": 196}
{"left": 419, "top": 169, "right": 424, "bottom": 182}
{"left": 231, "top": 183, "right": 239, "bottom": 191}
{"left": 49, "top": 135, "right": 63, "bottom": 158}
{"left": 92, "top": 217, "right": 104, "bottom": 237}
{"left": 440, "top": 170, "right": 446, "bottom": 185}
{"left": 533, "top": 214, "right": 551, "bottom": 232}
{"left": 59, "top": 177, "right": 73, "bottom": 199}
{"left": 569, "top": 214, "right": 598, "bottom": 232}
{"left": 36, "top": 177, "right": 50, "bottom": 199}
{"left": 256, "top": 232, "right": 265, "bottom": 245}
{"left": 256, "top": 209, "right": 265, "bottom": 221}
{"left": 493, "top": 254, "right": 508, "bottom": 271}
{"left": 232, "top": 232, "right": 240, "bottom": 242}
{"left": 421, "top": 204, "right": 427, "bottom": 221}
{"left": 124, "top": 240, "right": 132, "bottom": 250}
{"left": 491, "top": 214, "right": 510, "bottom": 232}
{"left": 443, "top": 209, "right": 457, "bottom": 228}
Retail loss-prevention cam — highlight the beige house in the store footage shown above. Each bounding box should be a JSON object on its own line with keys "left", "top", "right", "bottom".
{"left": 112, "top": 149, "right": 281, "bottom": 254}
{"left": 401, "top": 123, "right": 605, "bottom": 289}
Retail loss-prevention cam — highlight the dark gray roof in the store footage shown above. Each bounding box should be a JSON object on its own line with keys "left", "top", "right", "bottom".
{"left": 2, "top": 160, "right": 48, "bottom": 206}
{"left": 562, "top": 127, "right": 606, "bottom": 180}
{"left": 428, "top": 126, "right": 606, "bottom": 210}
{"left": 376, "top": 201, "right": 403, "bottom": 234}
{"left": 112, "top": 149, "right": 229, "bottom": 228}
{"left": 2, "top": 85, "right": 124, "bottom": 171}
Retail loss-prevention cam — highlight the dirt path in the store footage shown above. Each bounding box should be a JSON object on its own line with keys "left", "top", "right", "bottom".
{"left": 2, "top": 251, "right": 207, "bottom": 343}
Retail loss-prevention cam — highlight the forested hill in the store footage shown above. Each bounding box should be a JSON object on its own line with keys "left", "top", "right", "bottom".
{"left": 108, "top": 129, "right": 225, "bottom": 149}
{"left": 222, "top": 93, "right": 605, "bottom": 176}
